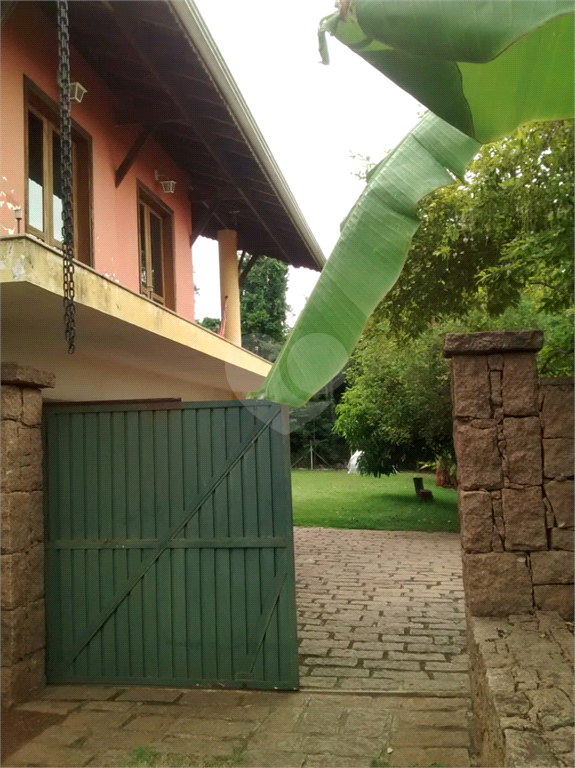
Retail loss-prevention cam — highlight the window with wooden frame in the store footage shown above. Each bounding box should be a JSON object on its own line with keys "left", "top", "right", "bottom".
{"left": 137, "top": 184, "right": 175, "bottom": 310}
{"left": 25, "top": 79, "right": 92, "bottom": 265}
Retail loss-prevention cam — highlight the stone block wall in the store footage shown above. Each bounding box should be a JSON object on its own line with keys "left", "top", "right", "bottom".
{"left": 444, "top": 332, "right": 574, "bottom": 620}
{"left": 1, "top": 363, "right": 54, "bottom": 707}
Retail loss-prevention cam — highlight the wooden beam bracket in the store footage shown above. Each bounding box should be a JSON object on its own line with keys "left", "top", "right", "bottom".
{"left": 190, "top": 197, "right": 220, "bottom": 247}
{"left": 115, "top": 124, "right": 156, "bottom": 187}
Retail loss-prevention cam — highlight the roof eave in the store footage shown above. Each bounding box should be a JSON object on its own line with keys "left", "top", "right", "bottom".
{"left": 167, "top": 0, "right": 326, "bottom": 272}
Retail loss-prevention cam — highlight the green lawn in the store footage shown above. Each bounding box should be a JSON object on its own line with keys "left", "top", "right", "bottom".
{"left": 291, "top": 470, "right": 459, "bottom": 533}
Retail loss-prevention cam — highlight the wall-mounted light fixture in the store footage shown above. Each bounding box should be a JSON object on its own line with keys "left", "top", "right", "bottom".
{"left": 14, "top": 206, "right": 22, "bottom": 234}
{"left": 69, "top": 82, "right": 87, "bottom": 103}
{"left": 154, "top": 170, "right": 176, "bottom": 194}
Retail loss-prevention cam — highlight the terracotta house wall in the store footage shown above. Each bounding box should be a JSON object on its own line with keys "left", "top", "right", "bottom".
{"left": 0, "top": 2, "right": 195, "bottom": 321}
{"left": 444, "top": 331, "right": 574, "bottom": 621}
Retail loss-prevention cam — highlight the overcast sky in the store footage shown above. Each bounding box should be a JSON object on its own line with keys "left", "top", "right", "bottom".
{"left": 192, "top": 0, "right": 420, "bottom": 324}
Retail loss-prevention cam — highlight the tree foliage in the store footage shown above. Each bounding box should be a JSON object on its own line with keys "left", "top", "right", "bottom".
{"left": 334, "top": 325, "right": 453, "bottom": 477}
{"left": 240, "top": 256, "right": 289, "bottom": 361}
{"left": 335, "top": 299, "right": 572, "bottom": 478}
{"left": 375, "top": 120, "right": 574, "bottom": 338}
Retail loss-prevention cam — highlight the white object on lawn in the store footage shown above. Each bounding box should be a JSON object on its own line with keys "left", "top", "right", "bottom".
{"left": 348, "top": 450, "right": 362, "bottom": 474}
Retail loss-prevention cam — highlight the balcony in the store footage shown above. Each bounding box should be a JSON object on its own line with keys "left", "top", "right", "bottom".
{"left": 0, "top": 235, "right": 270, "bottom": 402}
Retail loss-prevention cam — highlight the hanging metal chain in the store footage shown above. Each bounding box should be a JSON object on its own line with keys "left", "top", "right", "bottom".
{"left": 57, "top": 0, "right": 76, "bottom": 353}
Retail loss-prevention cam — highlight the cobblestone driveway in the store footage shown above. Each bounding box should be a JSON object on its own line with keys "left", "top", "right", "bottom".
{"left": 295, "top": 528, "right": 469, "bottom": 693}
{"left": 5, "top": 529, "right": 474, "bottom": 768}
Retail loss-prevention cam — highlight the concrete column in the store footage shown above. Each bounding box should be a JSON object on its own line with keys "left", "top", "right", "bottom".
{"left": 1, "top": 363, "right": 55, "bottom": 707}
{"left": 218, "top": 229, "right": 242, "bottom": 346}
{"left": 444, "top": 331, "right": 571, "bottom": 619}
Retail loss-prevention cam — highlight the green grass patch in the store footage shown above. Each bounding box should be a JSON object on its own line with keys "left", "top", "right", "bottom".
{"left": 291, "top": 470, "right": 459, "bottom": 533}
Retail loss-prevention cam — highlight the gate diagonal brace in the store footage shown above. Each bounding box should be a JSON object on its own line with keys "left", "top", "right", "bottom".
{"left": 236, "top": 564, "right": 288, "bottom": 680}
{"left": 54, "top": 404, "right": 280, "bottom": 676}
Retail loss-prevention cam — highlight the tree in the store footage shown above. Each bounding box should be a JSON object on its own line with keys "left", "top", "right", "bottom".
{"left": 377, "top": 120, "right": 574, "bottom": 338}
{"left": 334, "top": 325, "right": 453, "bottom": 477}
{"left": 197, "top": 317, "right": 220, "bottom": 333}
{"left": 240, "top": 256, "right": 289, "bottom": 362}
{"left": 257, "top": 1, "right": 574, "bottom": 406}
{"left": 334, "top": 298, "right": 572, "bottom": 478}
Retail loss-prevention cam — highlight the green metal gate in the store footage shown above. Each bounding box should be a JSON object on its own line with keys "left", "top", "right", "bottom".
{"left": 43, "top": 400, "right": 298, "bottom": 689}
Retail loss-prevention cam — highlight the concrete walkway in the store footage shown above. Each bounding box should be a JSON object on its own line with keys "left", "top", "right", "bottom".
{"left": 7, "top": 686, "right": 471, "bottom": 767}
{"left": 295, "top": 528, "right": 469, "bottom": 693}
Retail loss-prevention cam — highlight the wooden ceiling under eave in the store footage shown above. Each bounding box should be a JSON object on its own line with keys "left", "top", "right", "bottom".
{"left": 37, "top": 0, "right": 325, "bottom": 271}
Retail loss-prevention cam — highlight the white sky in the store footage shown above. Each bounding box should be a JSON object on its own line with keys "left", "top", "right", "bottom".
{"left": 192, "top": 0, "right": 420, "bottom": 325}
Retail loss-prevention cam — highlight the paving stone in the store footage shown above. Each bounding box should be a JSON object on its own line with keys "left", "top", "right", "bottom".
{"left": 61, "top": 711, "right": 132, "bottom": 731}
{"left": 79, "top": 700, "right": 135, "bottom": 712}
{"left": 363, "top": 660, "right": 421, "bottom": 671}
{"left": 392, "top": 727, "right": 470, "bottom": 748}
{"left": 91, "top": 749, "right": 132, "bottom": 767}
{"left": 329, "top": 648, "right": 383, "bottom": 659}
{"left": 158, "top": 735, "right": 244, "bottom": 756}
{"left": 296, "top": 706, "right": 342, "bottom": 735}
{"left": 390, "top": 746, "right": 470, "bottom": 767}
{"left": 388, "top": 651, "right": 445, "bottom": 661}
{"left": 399, "top": 709, "right": 469, "bottom": 728}
{"left": 177, "top": 690, "right": 245, "bottom": 707}
{"left": 303, "top": 755, "right": 371, "bottom": 767}
{"left": 343, "top": 708, "right": 394, "bottom": 738}
{"left": 400, "top": 697, "right": 471, "bottom": 711}
{"left": 42, "top": 685, "right": 120, "bottom": 701}
{"left": 240, "top": 749, "right": 305, "bottom": 767}
{"left": 424, "top": 660, "right": 469, "bottom": 672}
{"left": 303, "top": 656, "right": 358, "bottom": 667}
{"left": 261, "top": 707, "right": 305, "bottom": 731}
{"left": 168, "top": 716, "right": 255, "bottom": 738}
{"left": 116, "top": 687, "right": 183, "bottom": 703}
{"left": 247, "top": 732, "right": 304, "bottom": 751}
{"left": 30, "top": 725, "right": 89, "bottom": 747}
{"left": 300, "top": 676, "right": 338, "bottom": 689}
{"left": 301, "top": 734, "right": 382, "bottom": 757}
{"left": 339, "top": 678, "right": 401, "bottom": 690}
{"left": 191, "top": 705, "right": 271, "bottom": 722}
{"left": 122, "top": 715, "right": 175, "bottom": 733}
{"left": 310, "top": 666, "right": 369, "bottom": 677}
{"left": 7, "top": 743, "right": 95, "bottom": 767}
{"left": 16, "top": 700, "right": 80, "bottom": 715}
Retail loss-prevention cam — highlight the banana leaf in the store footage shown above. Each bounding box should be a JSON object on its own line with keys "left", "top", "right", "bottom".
{"left": 256, "top": 0, "right": 574, "bottom": 406}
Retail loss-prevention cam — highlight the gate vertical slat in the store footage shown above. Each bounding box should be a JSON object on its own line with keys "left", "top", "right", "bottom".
{"left": 57, "top": 415, "right": 75, "bottom": 675}
{"left": 182, "top": 408, "right": 201, "bottom": 679}
{"left": 168, "top": 410, "right": 187, "bottom": 679}
{"left": 126, "top": 411, "right": 144, "bottom": 679}
{"left": 45, "top": 411, "right": 62, "bottom": 677}
{"left": 84, "top": 413, "right": 102, "bottom": 678}
{"left": 273, "top": 409, "right": 298, "bottom": 685}
{"left": 44, "top": 400, "right": 298, "bottom": 689}
{"left": 97, "top": 413, "right": 115, "bottom": 678}
{"left": 256, "top": 426, "right": 280, "bottom": 682}
{"left": 155, "top": 411, "right": 174, "bottom": 680}
{"left": 240, "top": 408, "right": 264, "bottom": 683}
{"left": 71, "top": 412, "right": 88, "bottom": 677}
{"left": 112, "top": 412, "right": 130, "bottom": 679}
{"left": 139, "top": 411, "right": 158, "bottom": 679}
{"left": 227, "top": 406, "right": 247, "bottom": 675}
{"left": 197, "top": 408, "right": 217, "bottom": 681}
{"left": 214, "top": 407, "right": 232, "bottom": 681}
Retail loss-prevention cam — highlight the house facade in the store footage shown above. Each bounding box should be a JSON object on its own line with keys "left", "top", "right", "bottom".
{"left": 1, "top": 0, "right": 324, "bottom": 705}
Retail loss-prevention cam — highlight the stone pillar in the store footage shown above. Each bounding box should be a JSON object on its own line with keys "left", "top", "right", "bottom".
{"left": 444, "top": 331, "right": 574, "bottom": 619}
{"left": 218, "top": 229, "right": 242, "bottom": 346}
{"left": 1, "top": 363, "right": 55, "bottom": 707}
